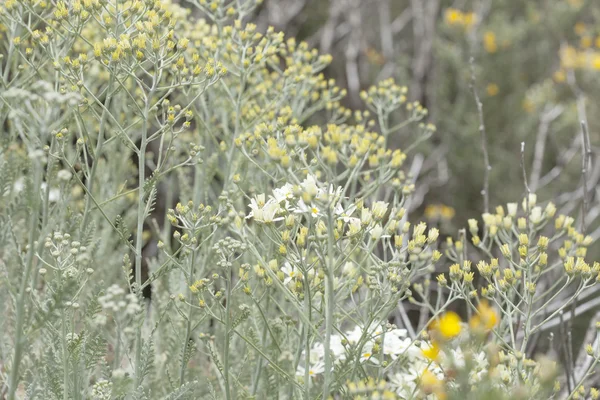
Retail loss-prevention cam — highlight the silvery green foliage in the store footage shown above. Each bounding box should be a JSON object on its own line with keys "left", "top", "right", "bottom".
{"left": 0, "top": 0, "right": 599, "bottom": 399}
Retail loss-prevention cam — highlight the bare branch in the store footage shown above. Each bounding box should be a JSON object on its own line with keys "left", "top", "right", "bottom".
{"left": 469, "top": 57, "right": 491, "bottom": 214}
{"left": 529, "top": 105, "right": 564, "bottom": 192}
{"left": 579, "top": 121, "right": 592, "bottom": 233}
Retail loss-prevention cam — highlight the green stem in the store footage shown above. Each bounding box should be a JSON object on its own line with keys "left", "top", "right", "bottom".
{"left": 251, "top": 292, "right": 271, "bottom": 396}
{"left": 61, "top": 311, "right": 69, "bottom": 400}
{"left": 7, "top": 159, "right": 43, "bottom": 400}
{"left": 80, "top": 72, "right": 116, "bottom": 233}
{"left": 179, "top": 251, "right": 196, "bottom": 385}
{"left": 134, "top": 83, "right": 154, "bottom": 387}
{"left": 223, "top": 268, "right": 232, "bottom": 400}
{"left": 303, "top": 273, "right": 312, "bottom": 400}
{"left": 323, "top": 209, "right": 336, "bottom": 399}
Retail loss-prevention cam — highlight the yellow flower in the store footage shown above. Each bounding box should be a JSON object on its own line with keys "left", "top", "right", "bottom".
{"left": 445, "top": 8, "right": 462, "bottom": 25}
{"left": 574, "top": 22, "right": 586, "bottom": 36}
{"left": 553, "top": 70, "right": 566, "bottom": 83}
{"left": 580, "top": 36, "right": 592, "bottom": 49}
{"left": 440, "top": 205, "right": 455, "bottom": 220}
{"left": 483, "top": 31, "right": 497, "bottom": 53}
{"left": 486, "top": 83, "right": 499, "bottom": 97}
{"left": 421, "top": 342, "right": 440, "bottom": 361}
{"left": 469, "top": 300, "right": 498, "bottom": 332}
{"left": 463, "top": 12, "right": 476, "bottom": 28}
{"left": 560, "top": 46, "right": 578, "bottom": 69}
{"left": 437, "top": 311, "right": 462, "bottom": 339}
{"left": 592, "top": 54, "right": 600, "bottom": 70}
{"left": 431, "top": 311, "right": 461, "bottom": 340}
{"left": 420, "top": 369, "right": 446, "bottom": 399}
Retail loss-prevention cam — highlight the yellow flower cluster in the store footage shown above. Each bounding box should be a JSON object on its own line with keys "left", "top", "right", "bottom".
{"left": 444, "top": 8, "right": 477, "bottom": 30}
{"left": 345, "top": 378, "right": 397, "bottom": 399}
{"left": 424, "top": 204, "right": 455, "bottom": 221}
{"left": 560, "top": 46, "right": 600, "bottom": 71}
{"left": 483, "top": 31, "right": 497, "bottom": 53}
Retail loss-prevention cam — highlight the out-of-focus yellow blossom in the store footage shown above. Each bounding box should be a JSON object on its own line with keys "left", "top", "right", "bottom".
{"left": 420, "top": 369, "right": 446, "bottom": 400}
{"left": 430, "top": 311, "right": 462, "bottom": 340}
{"left": 484, "top": 31, "right": 497, "bottom": 53}
{"left": 444, "top": 8, "right": 477, "bottom": 30}
{"left": 424, "top": 204, "right": 455, "bottom": 220}
{"left": 486, "top": 83, "right": 499, "bottom": 97}
{"left": 421, "top": 341, "right": 440, "bottom": 361}
{"left": 581, "top": 36, "right": 593, "bottom": 49}
{"left": 553, "top": 69, "right": 566, "bottom": 83}
{"left": 469, "top": 300, "right": 498, "bottom": 332}
{"left": 574, "top": 22, "right": 587, "bottom": 36}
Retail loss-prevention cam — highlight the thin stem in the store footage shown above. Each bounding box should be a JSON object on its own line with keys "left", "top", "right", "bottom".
{"left": 7, "top": 158, "right": 43, "bottom": 400}
{"left": 469, "top": 56, "right": 491, "bottom": 214}
{"left": 80, "top": 71, "right": 116, "bottom": 232}
{"left": 61, "top": 310, "right": 70, "bottom": 400}
{"left": 179, "top": 251, "right": 196, "bottom": 385}
{"left": 322, "top": 208, "right": 336, "bottom": 399}
{"left": 223, "top": 267, "right": 233, "bottom": 400}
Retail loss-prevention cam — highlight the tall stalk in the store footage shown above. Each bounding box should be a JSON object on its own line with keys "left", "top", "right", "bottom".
{"left": 179, "top": 251, "right": 196, "bottom": 385}
{"left": 7, "top": 158, "right": 43, "bottom": 400}
{"left": 223, "top": 268, "right": 233, "bottom": 399}
{"left": 323, "top": 208, "right": 336, "bottom": 399}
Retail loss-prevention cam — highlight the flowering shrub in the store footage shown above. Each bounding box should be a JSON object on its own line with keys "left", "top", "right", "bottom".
{"left": 0, "top": 0, "right": 599, "bottom": 399}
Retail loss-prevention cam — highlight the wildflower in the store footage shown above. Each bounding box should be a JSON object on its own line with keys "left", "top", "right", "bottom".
{"left": 433, "top": 311, "right": 462, "bottom": 339}
{"left": 469, "top": 301, "right": 498, "bottom": 333}
{"left": 296, "top": 361, "right": 325, "bottom": 377}
{"left": 247, "top": 197, "right": 283, "bottom": 223}
{"left": 371, "top": 224, "right": 384, "bottom": 240}
{"left": 486, "top": 83, "right": 499, "bottom": 96}
{"left": 371, "top": 201, "right": 389, "bottom": 220}
{"left": 295, "top": 199, "right": 320, "bottom": 217}
{"left": 271, "top": 183, "right": 295, "bottom": 204}
{"left": 281, "top": 263, "right": 298, "bottom": 285}
{"left": 421, "top": 342, "right": 440, "bottom": 361}
{"left": 301, "top": 174, "right": 319, "bottom": 198}
{"left": 484, "top": 31, "right": 497, "bottom": 53}
{"left": 346, "top": 217, "right": 362, "bottom": 236}
{"left": 419, "top": 369, "right": 446, "bottom": 399}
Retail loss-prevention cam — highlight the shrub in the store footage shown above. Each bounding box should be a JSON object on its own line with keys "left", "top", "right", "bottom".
{"left": 0, "top": 0, "right": 598, "bottom": 399}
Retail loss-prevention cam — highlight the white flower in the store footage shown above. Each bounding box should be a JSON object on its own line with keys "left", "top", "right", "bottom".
{"left": 346, "top": 217, "right": 362, "bottom": 236}
{"left": 294, "top": 198, "right": 320, "bottom": 217}
{"left": 361, "top": 208, "right": 373, "bottom": 225}
{"left": 345, "top": 325, "right": 364, "bottom": 345}
{"left": 507, "top": 202, "right": 518, "bottom": 217}
{"left": 272, "top": 183, "right": 295, "bottom": 204}
{"left": 359, "top": 341, "right": 377, "bottom": 363}
{"left": 315, "top": 183, "right": 344, "bottom": 205}
{"left": 530, "top": 206, "right": 542, "bottom": 224}
{"left": 301, "top": 175, "right": 319, "bottom": 197}
{"left": 522, "top": 193, "right": 537, "bottom": 210}
{"left": 342, "top": 261, "right": 358, "bottom": 277}
{"left": 329, "top": 334, "right": 347, "bottom": 360}
{"left": 370, "top": 224, "right": 383, "bottom": 240}
{"left": 494, "top": 364, "right": 512, "bottom": 384}
{"left": 281, "top": 262, "right": 299, "bottom": 285}
{"left": 371, "top": 201, "right": 389, "bottom": 220}
{"left": 336, "top": 202, "right": 356, "bottom": 218}
{"left": 247, "top": 197, "right": 283, "bottom": 223}
{"left": 389, "top": 369, "right": 419, "bottom": 398}
{"left": 382, "top": 336, "right": 412, "bottom": 360}
{"left": 296, "top": 361, "right": 325, "bottom": 377}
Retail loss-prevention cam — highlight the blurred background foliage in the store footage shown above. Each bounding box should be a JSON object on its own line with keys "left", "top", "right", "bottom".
{"left": 238, "top": 0, "right": 600, "bottom": 248}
